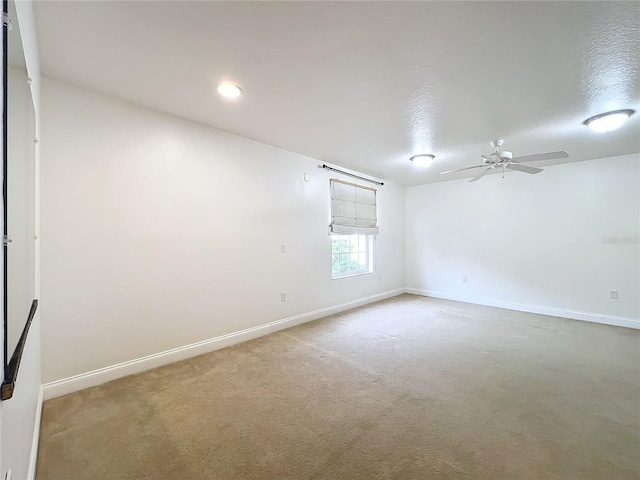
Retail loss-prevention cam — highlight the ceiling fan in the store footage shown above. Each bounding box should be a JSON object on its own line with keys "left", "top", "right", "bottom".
{"left": 441, "top": 140, "right": 570, "bottom": 183}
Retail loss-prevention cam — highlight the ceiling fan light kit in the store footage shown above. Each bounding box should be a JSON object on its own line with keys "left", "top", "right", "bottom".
{"left": 440, "top": 140, "right": 570, "bottom": 183}
{"left": 584, "top": 109, "right": 635, "bottom": 133}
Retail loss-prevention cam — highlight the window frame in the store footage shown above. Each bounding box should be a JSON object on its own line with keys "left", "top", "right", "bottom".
{"left": 330, "top": 234, "right": 375, "bottom": 279}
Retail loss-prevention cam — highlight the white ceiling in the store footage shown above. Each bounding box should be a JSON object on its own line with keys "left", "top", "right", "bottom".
{"left": 34, "top": 1, "right": 640, "bottom": 186}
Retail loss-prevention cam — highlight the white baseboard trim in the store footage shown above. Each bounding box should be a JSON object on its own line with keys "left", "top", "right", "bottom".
{"left": 27, "top": 386, "right": 43, "bottom": 480}
{"left": 405, "top": 288, "right": 640, "bottom": 330}
{"left": 42, "top": 288, "right": 405, "bottom": 400}
{"left": 269, "top": 288, "right": 405, "bottom": 332}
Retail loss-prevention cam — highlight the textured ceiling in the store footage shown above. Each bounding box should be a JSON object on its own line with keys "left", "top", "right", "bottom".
{"left": 34, "top": 1, "right": 640, "bottom": 186}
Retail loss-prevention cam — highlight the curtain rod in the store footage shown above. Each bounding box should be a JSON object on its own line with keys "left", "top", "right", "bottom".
{"left": 320, "top": 164, "right": 384, "bottom": 186}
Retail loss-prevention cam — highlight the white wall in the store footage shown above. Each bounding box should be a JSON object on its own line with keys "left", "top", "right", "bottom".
{"left": 1, "top": 1, "right": 42, "bottom": 479}
{"left": 406, "top": 153, "right": 640, "bottom": 327}
{"left": 40, "top": 78, "right": 405, "bottom": 384}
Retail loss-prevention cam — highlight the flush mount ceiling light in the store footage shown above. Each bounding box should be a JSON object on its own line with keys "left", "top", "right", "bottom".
{"left": 584, "top": 109, "right": 634, "bottom": 133}
{"left": 410, "top": 154, "right": 435, "bottom": 168}
{"left": 217, "top": 82, "right": 242, "bottom": 98}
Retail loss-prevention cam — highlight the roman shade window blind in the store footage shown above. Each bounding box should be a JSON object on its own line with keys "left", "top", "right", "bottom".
{"left": 330, "top": 178, "right": 379, "bottom": 235}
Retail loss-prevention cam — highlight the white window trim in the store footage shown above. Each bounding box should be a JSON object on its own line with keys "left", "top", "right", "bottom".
{"left": 331, "top": 234, "right": 375, "bottom": 279}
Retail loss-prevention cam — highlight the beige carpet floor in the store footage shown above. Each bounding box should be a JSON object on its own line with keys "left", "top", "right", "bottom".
{"left": 37, "top": 294, "right": 640, "bottom": 480}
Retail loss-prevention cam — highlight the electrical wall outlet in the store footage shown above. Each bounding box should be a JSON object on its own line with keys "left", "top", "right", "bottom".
{"left": 281, "top": 243, "right": 287, "bottom": 254}
{"left": 463, "top": 276, "right": 468, "bottom": 284}
{"left": 609, "top": 290, "right": 618, "bottom": 300}
{"left": 281, "top": 292, "right": 286, "bottom": 302}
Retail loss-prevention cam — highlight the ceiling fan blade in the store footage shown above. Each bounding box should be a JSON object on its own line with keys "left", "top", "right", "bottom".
{"left": 511, "top": 151, "right": 569, "bottom": 163}
{"left": 506, "top": 163, "right": 543, "bottom": 174}
{"left": 440, "top": 164, "right": 486, "bottom": 175}
{"left": 469, "top": 167, "right": 493, "bottom": 183}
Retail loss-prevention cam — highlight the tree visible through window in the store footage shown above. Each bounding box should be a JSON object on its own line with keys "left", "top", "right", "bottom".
{"left": 331, "top": 234, "right": 373, "bottom": 278}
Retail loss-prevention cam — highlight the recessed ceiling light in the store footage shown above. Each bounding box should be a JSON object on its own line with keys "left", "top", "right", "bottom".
{"left": 410, "top": 154, "right": 435, "bottom": 168}
{"left": 584, "top": 109, "right": 634, "bottom": 133}
{"left": 217, "top": 82, "right": 242, "bottom": 98}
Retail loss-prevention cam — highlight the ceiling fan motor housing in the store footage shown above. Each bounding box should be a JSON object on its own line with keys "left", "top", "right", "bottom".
{"left": 483, "top": 150, "right": 513, "bottom": 164}
{"left": 499, "top": 151, "right": 513, "bottom": 161}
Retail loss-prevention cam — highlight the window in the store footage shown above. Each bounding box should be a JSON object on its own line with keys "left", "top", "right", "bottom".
{"left": 329, "top": 178, "right": 378, "bottom": 279}
{"left": 331, "top": 234, "right": 373, "bottom": 278}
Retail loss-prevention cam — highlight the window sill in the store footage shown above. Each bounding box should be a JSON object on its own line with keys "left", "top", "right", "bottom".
{"left": 331, "top": 271, "right": 373, "bottom": 280}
